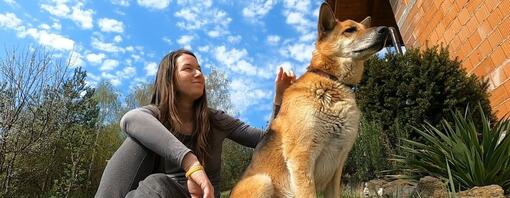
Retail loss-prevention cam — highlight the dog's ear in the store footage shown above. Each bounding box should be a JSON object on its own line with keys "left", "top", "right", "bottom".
{"left": 360, "top": 16, "right": 371, "bottom": 27}
{"left": 318, "top": 2, "right": 336, "bottom": 39}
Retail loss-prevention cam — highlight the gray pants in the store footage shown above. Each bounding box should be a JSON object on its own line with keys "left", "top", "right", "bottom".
{"left": 95, "top": 137, "right": 191, "bottom": 198}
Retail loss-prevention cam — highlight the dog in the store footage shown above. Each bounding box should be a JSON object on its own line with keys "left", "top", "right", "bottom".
{"left": 230, "top": 2, "right": 388, "bottom": 198}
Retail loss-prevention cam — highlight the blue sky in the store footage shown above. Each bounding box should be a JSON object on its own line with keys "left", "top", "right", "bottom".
{"left": 0, "top": 0, "right": 335, "bottom": 128}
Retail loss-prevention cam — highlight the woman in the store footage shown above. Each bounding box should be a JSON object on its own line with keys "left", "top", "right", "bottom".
{"left": 95, "top": 49, "right": 295, "bottom": 198}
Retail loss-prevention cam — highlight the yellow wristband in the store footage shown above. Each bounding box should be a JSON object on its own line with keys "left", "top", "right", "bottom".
{"left": 185, "top": 165, "right": 204, "bottom": 178}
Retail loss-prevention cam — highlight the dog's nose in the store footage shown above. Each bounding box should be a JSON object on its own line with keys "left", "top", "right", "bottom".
{"left": 376, "top": 26, "right": 389, "bottom": 35}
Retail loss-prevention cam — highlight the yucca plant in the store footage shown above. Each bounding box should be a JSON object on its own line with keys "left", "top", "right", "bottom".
{"left": 394, "top": 105, "right": 510, "bottom": 193}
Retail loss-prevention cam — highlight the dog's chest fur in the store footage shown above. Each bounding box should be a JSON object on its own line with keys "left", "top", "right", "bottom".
{"left": 283, "top": 73, "right": 360, "bottom": 191}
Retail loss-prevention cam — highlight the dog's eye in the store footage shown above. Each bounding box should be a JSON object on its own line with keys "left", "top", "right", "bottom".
{"left": 344, "top": 27, "right": 357, "bottom": 33}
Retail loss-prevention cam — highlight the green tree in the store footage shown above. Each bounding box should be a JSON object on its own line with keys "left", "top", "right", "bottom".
{"left": 94, "top": 80, "right": 121, "bottom": 125}
{"left": 0, "top": 47, "right": 70, "bottom": 196}
{"left": 0, "top": 47, "right": 102, "bottom": 197}
{"left": 88, "top": 80, "right": 123, "bottom": 194}
{"left": 50, "top": 68, "right": 99, "bottom": 197}
{"left": 204, "top": 68, "right": 253, "bottom": 191}
{"left": 206, "top": 68, "right": 234, "bottom": 114}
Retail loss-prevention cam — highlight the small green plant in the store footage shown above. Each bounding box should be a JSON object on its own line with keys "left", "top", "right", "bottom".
{"left": 446, "top": 157, "right": 457, "bottom": 198}
{"left": 395, "top": 105, "right": 510, "bottom": 193}
{"left": 220, "top": 139, "right": 253, "bottom": 191}
{"left": 344, "top": 118, "right": 392, "bottom": 183}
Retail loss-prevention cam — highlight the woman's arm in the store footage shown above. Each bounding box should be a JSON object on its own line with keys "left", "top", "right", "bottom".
{"left": 222, "top": 104, "right": 281, "bottom": 148}
{"left": 120, "top": 107, "right": 193, "bottom": 168}
{"left": 214, "top": 109, "right": 265, "bottom": 148}
{"left": 121, "top": 107, "right": 214, "bottom": 198}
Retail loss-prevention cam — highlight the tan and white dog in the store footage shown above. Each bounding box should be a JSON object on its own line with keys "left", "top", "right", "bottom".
{"left": 230, "top": 2, "right": 388, "bottom": 198}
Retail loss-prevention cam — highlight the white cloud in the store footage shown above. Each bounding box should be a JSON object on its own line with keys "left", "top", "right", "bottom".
{"left": 98, "top": 18, "right": 124, "bottom": 33}
{"left": 87, "top": 72, "right": 100, "bottom": 81}
{"left": 137, "top": 0, "right": 170, "bottom": 10}
{"left": 174, "top": 8, "right": 206, "bottom": 30}
{"left": 120, "top": 66, "right": 136, "bottom": 77}
{"left": 39, "top": 24, "right": 51, "bottom": 30}
{"left": 162, "top": 36, "right": 172, "bottom": 45}
{"left": 213, "top": 46, "right": 247, "bottom": 68}
{"left": 100, "top": 59, "right": 119, "bottom": 71}
{"left": 18, "top": 28, "right": 75, "bottom": 51}
{"left": 0, "top": 12, "right": 22, "bottom": 30}
{"left": 42, "top": 2, "right": 93, "bottom": 29}
{"left": 285, "top": 12, "right": 310, "bottom": 30}
{"left": 176, "top": 0, "right": 212, "bottom": 8}
{"left": 111, "top": 0, "right": 130, "bottom": 6}
{"left": 101, "top": 71, "right": 122, "bottom": 86}
{"left": 198, "top": 45, "right": 210, "bottom": 53}
{"left": 0, "top": 13, "right": 75, "bottom": 51}
{"left": 230, "top": 78, "right": 272, "bottom": 114}
{"left": 86, "top": 53, "right": 106, "bottom": 65}
{"left": 299, "top": 32, "right": 315, "bottom": 42}
{"left": 267, "top": 35, "right": 280, "bottom": 45}
{"left": 237, "top": 60, "right": 258, "bottom": 74}
{"left": 69, "top": 52, "right": 85, "bottom": 68}
{"left": 282, "top": 0, "right": 314, "bottom": 33}
{"left": 279, "top": 42, "right": 314, "bottom": 63}
{"left": 227, "top": 35, "right": 241, "bottom": 44}
{"left": 91, "top": 37, "right": 124, "bottom": 53}
{"left": 177, "top": 35, "right": 194, "bottom": 47}
{"left": 68, "top": 51, "right": 84, "bottom": 68}
{"left": 283, "top": 0, "right": 310, "bottom": 12}
{"left": 131, "top": 54, "right": 141, "bottom": 62}
{"left": 85, "top": 72, "right": 101, "bottom": 87}
{"left": 41, "top": 3, "right": 70, "bottom": 17}
{"left": 96, "top": 66, "right": 137, "bottom": 87}
{"left": 207, "top": 30, "right": 220, "bottom": 38}
{"left": 242, "top": 0, "right": 276, "bottom": 20}
{"left": 145, "top": 62, "right": 158, "bottom": 76}
{"left": 174, "top": 2, "right": 231, "bottom": 37}
{"left": 41, "top": 1, "right": 94, "bottom": 29}
{"left": 3, "top": 0, "right": 15, "bottom": 5}
{"left": 212, "top": 46, "right": 270, "bottom": 78}
{"left": 110, "top": 78, "right": 121, "bottom": 86}
{"left": 70, "top": 3, "right": 94, "bottom": 29}
{"left": 52, "top": 22, "right": 62, "bottom": 30}
{"left": 114, "top": 35, "right": 122, "bottom": 43}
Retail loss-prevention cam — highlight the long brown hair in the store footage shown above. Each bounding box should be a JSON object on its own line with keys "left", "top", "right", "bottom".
{"left": 150, "top": 49, "right": 211, "bottom": 164}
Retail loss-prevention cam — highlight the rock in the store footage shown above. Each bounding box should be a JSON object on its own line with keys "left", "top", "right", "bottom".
{"left": 416, "top": 176, "right": 447, "bottom": 198}
{"left": 458, "top": 185, "right": 505, "bottom": 198}
{"left": 382, "top": 179, "right": 415, "bottom": 198}
{"left": 365, "top": 179, "right": 388, "bottom": 197}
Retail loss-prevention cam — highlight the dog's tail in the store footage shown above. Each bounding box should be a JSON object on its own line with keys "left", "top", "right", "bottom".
{"left": 230, "top": 174, "right": 273, "bottom": 198}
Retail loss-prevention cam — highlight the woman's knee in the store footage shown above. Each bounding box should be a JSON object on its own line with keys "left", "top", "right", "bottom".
{"left": 127, "top": 173, "right": 190, "bottom": 198}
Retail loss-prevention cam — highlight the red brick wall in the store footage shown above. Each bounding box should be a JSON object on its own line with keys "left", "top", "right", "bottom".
{"left": 390, "top": 0, "right": 510, "bottom": 118}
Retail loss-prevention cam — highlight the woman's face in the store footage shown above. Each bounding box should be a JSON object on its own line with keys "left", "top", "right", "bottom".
{"left": 174, "top": 54, "right": 205, "bottom": 101}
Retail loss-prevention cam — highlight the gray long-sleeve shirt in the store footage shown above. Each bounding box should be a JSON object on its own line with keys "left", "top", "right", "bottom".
{"left": 119, "top": 105, "right": 278, "bottom": 196}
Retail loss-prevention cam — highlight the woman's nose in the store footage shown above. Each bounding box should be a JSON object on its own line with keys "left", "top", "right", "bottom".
{"left": 194, "top": 69, "right": 203, "bottom": 77}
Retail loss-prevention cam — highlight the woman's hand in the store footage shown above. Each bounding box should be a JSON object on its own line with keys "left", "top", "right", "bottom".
{"left": 274, "top": 67, "right": 296, "bottom": 105}
{"left": 187, "top": 170, "right": 214, "bottom": 198}
{"left": 182, "top": 153, "right": 214, "bottom": 198}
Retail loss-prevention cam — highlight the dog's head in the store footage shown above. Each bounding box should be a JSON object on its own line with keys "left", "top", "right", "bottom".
{"left": 310, "top": 2, "right": 388, "bottom": 84}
